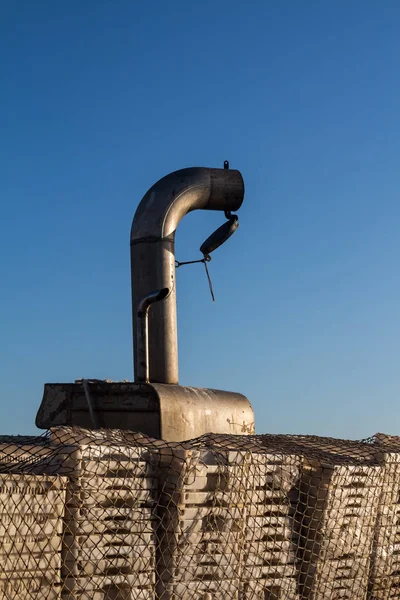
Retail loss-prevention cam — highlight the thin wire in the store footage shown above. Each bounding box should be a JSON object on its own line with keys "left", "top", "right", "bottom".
{"left": 175, "top": 256, "right": 215, "bottom": 301}
{"left": 82, "top": 379, "right": 100, "bottom": 429}
{"left": 175, "top": 258, "right": 206, "bottom": 268}
{"left": 204, "top": 260, "right": 215, "bottom": 302}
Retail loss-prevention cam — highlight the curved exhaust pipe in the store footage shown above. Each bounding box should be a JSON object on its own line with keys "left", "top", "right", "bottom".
{"left": 136, "top": 288, "right": 169, "bottom": 383}
{"left": 131, "top": 167, "right": 244, "bottom": 384}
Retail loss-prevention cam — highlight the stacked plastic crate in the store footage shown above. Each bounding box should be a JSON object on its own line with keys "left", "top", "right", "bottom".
{"left": 370, "top": 434, "right": 400, "bottom": 600}
{"left": 0, "top": 436, "right": 56, "bottom": 474}
{"left": 156, "top": 446, "right": 244, "bottom": 600}
{"left": 294, "top": 440, "right": 382, "bottom": 600}
{"left": 241, "top": 450, "right": 301, "bottom": 600}
{"left": 0, "top": 470, "right": 66, "bottom": 600}
{"left": 50, "top": 428, "right": 157, "bottom": 600}
{"left": 156, "top": 442, "right": 302, "bottom": 600}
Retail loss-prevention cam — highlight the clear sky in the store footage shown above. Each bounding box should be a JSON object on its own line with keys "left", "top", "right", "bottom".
{"left": 1, "top": 1, "right": 400, "bottom": 438}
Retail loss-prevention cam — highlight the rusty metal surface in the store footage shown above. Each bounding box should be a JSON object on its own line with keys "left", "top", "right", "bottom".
{"left": 36, "top": 382, "right": 254, "bottom": 442}
{"left": 35, "top": 382, "right": 161, "bottom": 436}
{"left": 152, "top": 383, "right": 255, "bottom": 441}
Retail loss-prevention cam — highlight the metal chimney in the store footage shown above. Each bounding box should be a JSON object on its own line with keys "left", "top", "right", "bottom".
{"left": 36, "top": 165, "right": 255, "bottom": 441}
{"left": 130, "top": 167, "right": 244, "bottom": 384}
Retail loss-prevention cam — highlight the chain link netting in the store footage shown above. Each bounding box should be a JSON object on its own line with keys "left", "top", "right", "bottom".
{"left": 0, "top": 427, "right": 399, "bottom": 599}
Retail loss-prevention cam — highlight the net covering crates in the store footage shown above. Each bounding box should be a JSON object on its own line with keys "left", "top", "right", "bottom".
{"left": 155, "top": 437, "right": 302, "bottom": 600}
{"left": 0, "top": 470, "right": 66, "bottom": 600}
{"left": 50, "top": 427, "right": 158, "bottom": 600}
{"left": 1, "top": 426, "right": 400, "bottom": 600}
{"left": 240, "top": 450, "right": 301, "bottom": 600}
{"left": 288, "top": 437, "right": 383, "bottom": 600}
{"left": 368, "top": 433, "right": 400, "bottom": 600}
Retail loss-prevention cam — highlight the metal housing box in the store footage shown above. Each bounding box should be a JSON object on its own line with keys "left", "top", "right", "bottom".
{"left": 36, "top": 381, "right": 255, "bottom": 442}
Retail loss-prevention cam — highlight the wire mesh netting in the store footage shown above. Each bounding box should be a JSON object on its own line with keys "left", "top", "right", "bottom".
{"left": 0, "top": 427, "right": 399, "bottom": 599}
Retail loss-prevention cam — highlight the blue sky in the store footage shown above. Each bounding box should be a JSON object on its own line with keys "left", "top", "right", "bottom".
{"left": 1, "top": 1, "right": 400, "bottom": 438}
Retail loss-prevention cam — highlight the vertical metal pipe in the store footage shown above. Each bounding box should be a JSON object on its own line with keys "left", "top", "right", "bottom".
{"left": 136, "top": 289, "right": 169, "bottom": 383}
{"left": 131, "top": 167, "right": 244, "bottom": 384}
